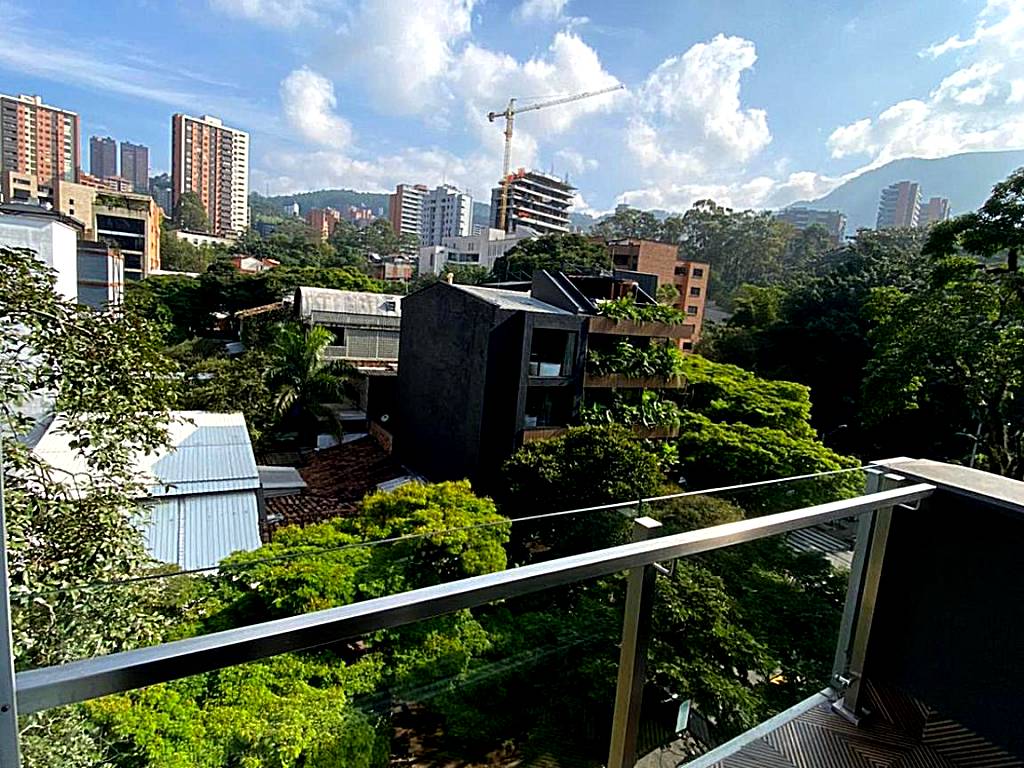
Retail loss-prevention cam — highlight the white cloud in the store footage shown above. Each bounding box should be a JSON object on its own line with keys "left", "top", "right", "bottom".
{"left": 617, "top": 169, "right": 842, "bottom": 213}
{"left": 209, "top": 0, "right": 322, "bottom": 28}
{"left": 330, "top": 0, "right": 476, "bottom": 114}
{"left": 280, "top": 68, "right": 352, "bottom": 149}
{"left": 516, "top": 0, "right": 568, "bottom": 23}
{"left": 633, "top": 34, "right": 771, "bottom": 168}
{"left": 828, "top": 0, "right": 1024, "bottom": 171}
{"left": 555, "top": 148, "right": 598, "bottom": 175}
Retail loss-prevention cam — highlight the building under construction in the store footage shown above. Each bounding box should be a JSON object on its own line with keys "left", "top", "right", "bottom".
{"left": 489, "top": 169, "right": 574, "bottom": 236}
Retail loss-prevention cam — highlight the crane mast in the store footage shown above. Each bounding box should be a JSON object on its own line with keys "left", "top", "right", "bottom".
{"left": 487, "top": 84, "right": 624, "bottom": 232}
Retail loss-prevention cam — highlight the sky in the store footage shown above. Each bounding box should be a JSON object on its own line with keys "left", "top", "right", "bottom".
{"left": 1, "top": 0, "right": 1022, "bottom": 215}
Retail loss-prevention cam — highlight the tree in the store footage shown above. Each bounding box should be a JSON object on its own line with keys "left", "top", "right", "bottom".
{"left": 675, "top": 201, "right": 792, "bottom": 302}
{"left": 172, "top": 190, "right": 210, "bottom": 232}
{"left": 266, "top": 323, "right": 351, "bottom": 442}
{"left": 864, "top": 256, "right": 1024, "bottom": 478}
{"left": 491, "top": 233, "right": 610, "bottom": 281}
{"left": 591, "top": 206, "right": 664, "bottom": 240}
{"left": 159, "top": 227, "right": 218, "bottom": 273}
{"left": 0, "top": 246, "right": 178, "bottom": 764}
{"left": 499, "top": 425, "right": 664, "bottom": 559}
{"left": 925, "top": 166, "right": 1024, "bottom": 274}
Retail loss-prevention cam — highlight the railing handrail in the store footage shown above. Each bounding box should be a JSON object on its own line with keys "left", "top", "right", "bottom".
{"left": 14, "top": 483, "right": 934, "bottom": 715}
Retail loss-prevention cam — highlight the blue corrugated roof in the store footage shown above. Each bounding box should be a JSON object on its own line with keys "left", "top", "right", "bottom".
{"left": 37, "top": 411, "right": 262, "bottom": 571}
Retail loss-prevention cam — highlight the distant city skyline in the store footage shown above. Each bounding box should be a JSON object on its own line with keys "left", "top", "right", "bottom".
{"left": 0, "top": 1, "right": 1021, "bottom": 216}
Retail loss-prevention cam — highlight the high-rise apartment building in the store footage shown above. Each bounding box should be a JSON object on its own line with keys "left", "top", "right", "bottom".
{"left": 120, "top": 141, "right": 148, "bottom": 193}
{"left": 90, "top": 136, "right": 117, "bottom": 179}
{"left": 918, "top": 197, "right": 950, "bottom": 228}
{"left": 774, "top": 207, "right": 847, "bottom": 244}
{"left": 388, "top": 184, "right": 427, "bottom": 241}
{"left": 307, "top": 207, "right": 342, "bottom": 241}
{"left": 490, "top": 169, "right": 574, "bottom": 236}
{"left": 876, "top": 181, "right": 921, "bottom": 229}
{"left": 420, "top": 185, "right": 472, "bottom": 247}
{"left": 171, "top": 113, "right": 249, "bottom": 236}
{"left": 0, "top": 94, "right": 80, "bottom": 184}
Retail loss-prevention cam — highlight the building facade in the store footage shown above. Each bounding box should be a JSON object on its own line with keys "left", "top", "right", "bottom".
{"left": 418, "top": 227, "right": 534, "bottom": 275}
{"left": 89, "top": 136, "right": 117, "bottom": 180}
{"left": 388, "top": 183, "right": 426, "bottom": 241}
{"left": 876, "top": 181, "right": 921, "bottom": 229}
{"left": 674, "top": 260, "right": 709, "bottom": 350}
{"left": 294, "top": 287, "right": 403, "bottom": 369}
{"left": 419, "top": 185, "right": 472, "bottom": 247}
{"left": 918, "top": 197, "right": 950, "bottom": 228}
{"left": 171, "top": 113, "right": 249, "bottom": 236}
{"left": 775, "top": 206, "right": 847, "bottom": 243}
{"left": 50, "top": 182, "right": 161, "bottom": 280}
{"left": 0, "top": 213, "right": 79, "bottom": 299}
{"left": 0, "top": 94, "right": 80, "bottom": 184}
{"left": 307, "top": 207, "right": 342, "bottom": 241}
{"left": 76, "top": 240, "right": 124, "bottom": 310}
{"left": 490, "top": 169, "right": 574, "bottom": 236}
{"left": 120, "top": 141, "right": 149, "bottom": 192}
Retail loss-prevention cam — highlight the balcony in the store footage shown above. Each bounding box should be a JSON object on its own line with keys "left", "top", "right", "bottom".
{"left": 590, "top": 315, "right": 695, "bottom": 340}
{"left": 4, "top": 460, "right": 1023, "bottom": 766}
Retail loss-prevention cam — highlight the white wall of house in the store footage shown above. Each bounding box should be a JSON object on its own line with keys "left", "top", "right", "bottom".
{"left": 0, "top": 215, "right": 78, "bottom": 299}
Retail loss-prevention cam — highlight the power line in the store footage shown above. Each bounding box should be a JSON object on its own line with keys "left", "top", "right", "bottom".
{"left": 16, "top": 463, "right": 874, "bottom": 599}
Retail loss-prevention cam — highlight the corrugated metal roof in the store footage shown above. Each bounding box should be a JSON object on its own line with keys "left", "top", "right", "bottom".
{"left": 141, "top": 492, "right": 261, "bottom": 571}
{"left": 36, "top": 411, "right": 262, "bottom": 571}
{"left": 34, "top": 411, "right": 260, "bottom": 496}
{"left": 450, "top": 284, "right": 573, "bottom": 315}
{"left": 296, "top": 287, "right": 403, "bottom": 319}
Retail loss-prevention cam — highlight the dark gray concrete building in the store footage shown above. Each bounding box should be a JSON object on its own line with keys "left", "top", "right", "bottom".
{"left": 89, "top": 135, "right": 117, "bottom": 179}
{"left": 397, "top": 279, "right": 588, "bottom": 484}
{"left": 120, "top": 141, "right": 149, "bottom": 193}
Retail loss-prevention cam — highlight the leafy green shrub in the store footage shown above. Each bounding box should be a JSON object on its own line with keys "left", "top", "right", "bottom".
{"left": 582, "top": 391, "right": 683, "bottom": 429}
{"left": 587, "top": 340, "right": 685, "bottom": 378}
{"left": 596, "top": 296, "right": 688, "bottom": 324}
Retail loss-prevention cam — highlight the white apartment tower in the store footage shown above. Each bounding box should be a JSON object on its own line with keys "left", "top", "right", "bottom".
{"left": 171, "top": 114, "right": 249, "bottom": 236}
{"left": 419, "top": 185, "right": 472, "bottom": 247}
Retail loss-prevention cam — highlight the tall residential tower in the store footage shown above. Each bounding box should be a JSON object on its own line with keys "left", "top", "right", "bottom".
{"left": 120, "top": 141, "right": 149, "bottom": 193}
{"left": 876, "top": 181, "right": 922, "bottom": 229}
{"left": 918, "top": 197, "right": 950, "bottom": 228}
{"left": 89, "top": 136, "right": 117, "bottom": 179}
{"left": 171, "top": 114, "right": 249, "bottom": 236}
{"left": 419, "top": 185, "right": 472, "bottom": 247}
{"left": 0, "top": 94, "right": 79, "bottom": 184}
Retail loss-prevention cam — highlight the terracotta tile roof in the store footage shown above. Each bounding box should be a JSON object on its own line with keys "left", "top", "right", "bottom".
{"left": 262, "top": 436, "right": 405, "bottom": 541}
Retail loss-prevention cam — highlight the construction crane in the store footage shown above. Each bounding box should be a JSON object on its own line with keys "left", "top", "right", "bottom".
{"left": 487, "top": 84, "right": 625, "bottom": 231}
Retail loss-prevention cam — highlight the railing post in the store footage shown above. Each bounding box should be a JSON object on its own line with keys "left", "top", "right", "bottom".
{"left": 0, "top": 438, "right": 21, "bottom": 766}
{"left": 607, "top": 516, "right": 662, "bottom": 768}
{"left": 832, "top": 470, "right": 903, "bottom": 722}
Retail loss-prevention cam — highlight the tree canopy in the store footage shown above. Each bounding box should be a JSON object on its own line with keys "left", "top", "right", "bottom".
{"left": 491, "top": 233, "right": 610, "bottom": 281}
{"left": 172, "top": 191, "right": 210, "bottom": 232}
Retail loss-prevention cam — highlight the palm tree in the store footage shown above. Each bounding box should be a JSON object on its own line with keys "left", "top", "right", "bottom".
{"left": 266, "top": 323, "right": 351, "bottom": 443}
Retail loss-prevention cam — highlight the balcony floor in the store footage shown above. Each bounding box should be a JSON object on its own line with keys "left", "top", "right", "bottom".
{"left": 682, "top": 682, "right": 1021, "bottom": 768}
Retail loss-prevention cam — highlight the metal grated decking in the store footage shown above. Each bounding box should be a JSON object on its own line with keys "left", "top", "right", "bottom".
{"left": 682, "top": 682, "right": 1021, "bottom": 768}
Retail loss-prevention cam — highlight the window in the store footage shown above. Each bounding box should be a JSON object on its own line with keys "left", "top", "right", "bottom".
{"left": 682, "top": 341, "right": 694, "bottom": 350}
{"left": 687, "top": 305, "right": 699, "bottom": 315}
{"left": 692, "top": 267, "right": 704, "bottom": 278}
{"left": 689, "top": 286, "right": 701, "bottom": 297}
{"left": 383, "top": 300, "right": 397, "bottom": 312}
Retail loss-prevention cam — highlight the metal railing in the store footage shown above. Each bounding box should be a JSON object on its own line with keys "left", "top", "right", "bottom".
{"left": 1, "top": 477, "right": 935, "bottom": 767}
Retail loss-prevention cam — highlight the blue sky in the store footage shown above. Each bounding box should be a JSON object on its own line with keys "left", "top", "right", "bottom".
{"left": 1, "top": 0, "right": 1021, "bottom": 213}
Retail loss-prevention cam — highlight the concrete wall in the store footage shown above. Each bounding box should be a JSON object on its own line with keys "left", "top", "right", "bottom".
{"left": 397, "top": 283, "right": 499, "bottom": 482}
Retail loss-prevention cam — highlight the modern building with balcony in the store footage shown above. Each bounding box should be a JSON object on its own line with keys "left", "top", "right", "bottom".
{"left": 293, "top": 286, "right": 402, "bottom": 370}
{"left": 418, "top": 226, "right": 534, "bottom": 276}
{"left": 774, "top": 206, "right": 848, "bottom": 244}
{"left": 397, "top": 270, "right": 700, "bottom": 483}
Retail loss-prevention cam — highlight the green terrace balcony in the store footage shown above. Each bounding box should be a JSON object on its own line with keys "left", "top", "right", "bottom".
{"left": 3, "top": 459, "right": 1023, "bottom": 766}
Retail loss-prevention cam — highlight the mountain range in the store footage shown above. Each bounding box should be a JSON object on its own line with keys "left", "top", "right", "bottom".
{"left": 792, "top": 150, "right": 1024, "bottom": 231}
{"left": 253, "top": 149, "right": 1024, "bottom": 235}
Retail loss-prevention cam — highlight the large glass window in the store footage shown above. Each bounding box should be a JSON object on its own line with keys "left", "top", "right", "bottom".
{"left": 528, "top": 328, "right": 576, "bottom": 377}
